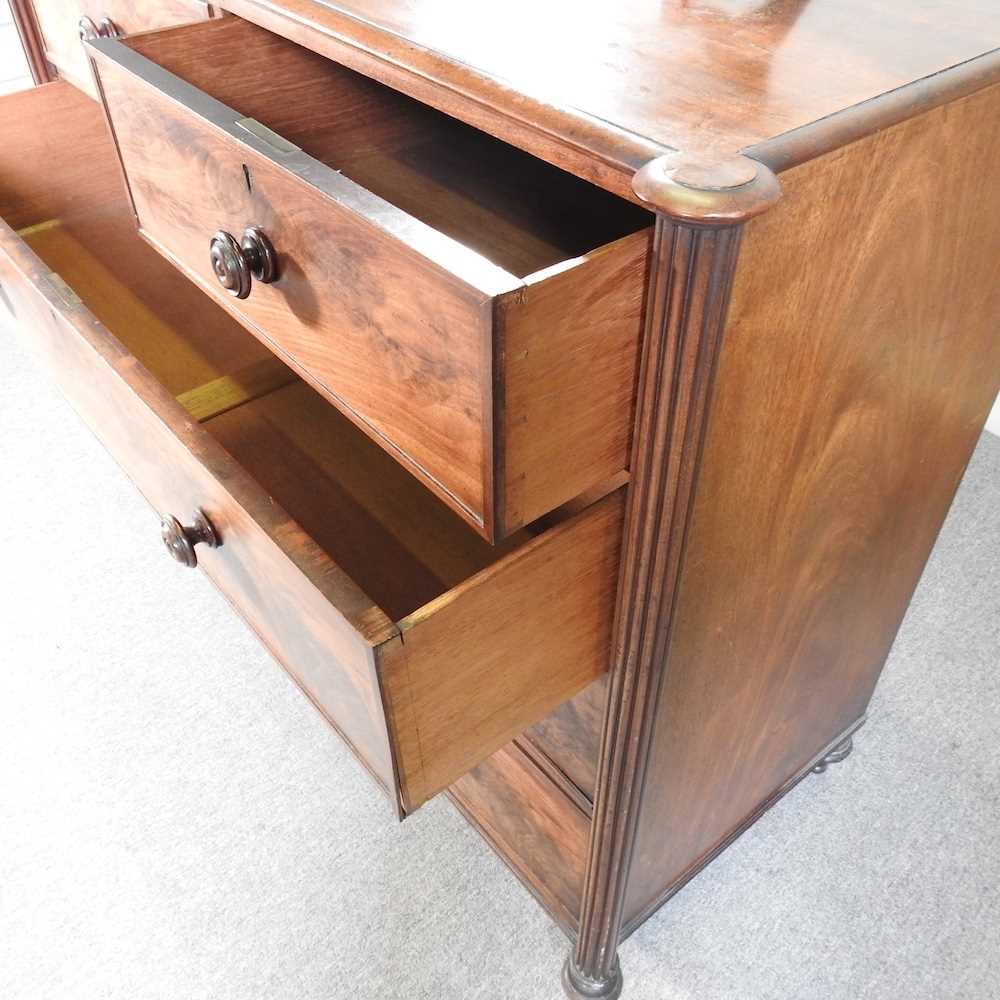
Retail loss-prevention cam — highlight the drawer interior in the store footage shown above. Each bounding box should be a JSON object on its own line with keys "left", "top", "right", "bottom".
{"left": 5, "top": 84, "right": 529, "bottom": 622}
{"left": 3, "top": 82, "right": 622, "bottom": 814}
{"left": 121, "top": 16, "right": 652, "bottom": 278}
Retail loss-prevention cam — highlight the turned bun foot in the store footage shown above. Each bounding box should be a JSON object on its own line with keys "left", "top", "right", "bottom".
{"left": 812, "top": 735, "right": 855, "bottom": 774}
{"left": 562, "top": 955, "right": 623, "bottom": 1000}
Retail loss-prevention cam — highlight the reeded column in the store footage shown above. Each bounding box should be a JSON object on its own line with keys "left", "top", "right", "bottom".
{"left": 563, "top": 153, "right": 780, "bottom": 1000}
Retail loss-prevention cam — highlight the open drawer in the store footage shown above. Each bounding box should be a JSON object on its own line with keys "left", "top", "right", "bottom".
{"left": 85, "top": 15, "right": 652, "bottom": 542}
{"left": 0, "top": 82, "right": 624, "bottom": 817}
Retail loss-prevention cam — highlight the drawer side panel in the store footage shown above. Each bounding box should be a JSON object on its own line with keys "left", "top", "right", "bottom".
{"left": 498, "top": 229, "right": 650, "bottom": 533}
{"left": 625, "top": 81, "right": 1000, "bottom": 924}
{"left": 382, "top": 490, "right": 625, "bottom": 813}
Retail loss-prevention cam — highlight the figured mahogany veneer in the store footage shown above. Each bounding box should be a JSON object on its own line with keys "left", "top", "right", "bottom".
{"left": 85, "top": 17, "right": 653, "bottom": 541}
{"left": 622, "top": 78, "right": 1000, "bottom": 929}
{"left": 464, "top": 76, "right": 1000, "bottom": 978}
{"left": 6, "top": 3, "right": 1000, "bottom": 998}
{"left": 219, "top": 0, "right": 1000, "bottom": 205}
{"left": 0, "top": 81, "right": 626, "bottom": 818}
{"left": 27, "top": 0, "right": 222, "bottom": 98}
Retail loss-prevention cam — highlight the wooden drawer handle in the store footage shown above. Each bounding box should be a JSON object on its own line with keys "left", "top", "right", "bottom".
{"left": 209, "top": 227, "right": 278, "bottom": 300}
{"left": 160, "top": 509, "right": 220, "bottom": 568}
{"left": 78, "top": 16, "right": 120, "bottom": 41}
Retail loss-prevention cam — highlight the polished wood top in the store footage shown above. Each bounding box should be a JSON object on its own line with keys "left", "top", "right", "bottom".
{"left": 316, "top": 1, "right": 996, "bottom": 150}
{"left": 216, "top": 1, "right": 1000, "bottom": 210}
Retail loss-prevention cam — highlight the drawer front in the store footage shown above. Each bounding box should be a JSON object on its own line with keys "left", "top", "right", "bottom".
{"left": 0, "top": 216, "right": 400, "bottom": 799}
{"left": 34, "top": 0, "right": 217, "bottom": 98}
{"left": 1, "top": 80, "right": 623, "bottom": 816}
{"left": 32, "top": 0, "right": 219, "bottom": 97}
{"left": 86, "top": 18, "right": 650, "bottom": 541}
{"left": 90, "top": 36, "right": 508, "bottom": 532}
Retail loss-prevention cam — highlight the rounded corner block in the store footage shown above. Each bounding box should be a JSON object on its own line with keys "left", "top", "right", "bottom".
{"left": 632, "top": 151, "right": 781, "bottom": 226}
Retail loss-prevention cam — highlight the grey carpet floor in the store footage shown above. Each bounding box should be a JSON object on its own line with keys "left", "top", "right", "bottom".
{"left": 0, "top": 316, "right": 997, "bottom": 1000}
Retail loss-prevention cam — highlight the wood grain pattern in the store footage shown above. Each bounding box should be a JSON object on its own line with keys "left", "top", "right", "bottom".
{"left": 623, "top": 81, "right": 1000, "bottom": 928}
{"left": 221, "top": 0, "right": 1000, "bottom": 206}
{"left": 31, "top": 0, "right": 219, "bottom": 97}
{"left": 92, "top": 41, "right": 496, "bottom": 529}
{"left": 567, "top": 216, "right": 744, "bottom": 998}
{"left": 520, "top": 677, "right": 608, "bottom": 802}
{"left": 381, "top": 490, "right": 625, "bottom": 813}
{"left": 449, "top": 742, "right": 591, "bottom": 936}
{"left": 88, "top": 17, "right": 651, "bottom": 539}
{"left": 123, "top": 19, "right": 651, "bottom": 280}
{"left": 3, "top": 80, "right": 627, "bottom": 820}
{"left": 497, "top": 230, "right": 651, "bottom": 532}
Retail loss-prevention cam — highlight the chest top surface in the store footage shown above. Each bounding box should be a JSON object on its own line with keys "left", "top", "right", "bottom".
{"left": 277, "top": 0, "right": 997, "bottom": 158}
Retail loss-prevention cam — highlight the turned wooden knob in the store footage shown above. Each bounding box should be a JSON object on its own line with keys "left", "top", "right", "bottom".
{"left": 160, "top": 509, "right": 220, "bottom": 568}
{"left": 78, "top": 16, "right": 120, "bottom": 41}
{"left": 209, "top": 227, "right": 277, "bottom": 299}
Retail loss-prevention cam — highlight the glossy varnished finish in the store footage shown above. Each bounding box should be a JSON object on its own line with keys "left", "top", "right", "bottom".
{"left": 623, "top": 81, "right": 1000, "bottom": 930}
{"left": 29, "top": 0, "right": 220, "bottom": 97}
{"left": 1, "top": 81, "right": 628, "bottom": 820}
{"left": 88, "top": 17, "right": 652, "bottom": 539}
{"left": 5, "top": 6, "right": 1000, "bottom": 998}
{"left": 568, "top": 203, "right": 753, "bottom": 997}
{"left": 222, "top": 0, "right": 1000, "bottom": 204}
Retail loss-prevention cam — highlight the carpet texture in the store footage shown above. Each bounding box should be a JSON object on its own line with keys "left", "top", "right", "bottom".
{"left": 0, "top": 318, "right": 997, "bottom": 1000}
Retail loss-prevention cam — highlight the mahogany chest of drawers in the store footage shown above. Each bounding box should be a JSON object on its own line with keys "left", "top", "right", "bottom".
{"left": 6, "top": 2, "right": 1000, "bottom": 996}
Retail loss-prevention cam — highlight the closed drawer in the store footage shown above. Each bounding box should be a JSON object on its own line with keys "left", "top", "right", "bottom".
{"left": 29, "top": 0, "right": 220, "bottom": 98}
{"left": 86, "top": 16, "right": 652, "bottom": 542}
{"left": 0, "top": 81, "right": 623, "bottom": 817}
